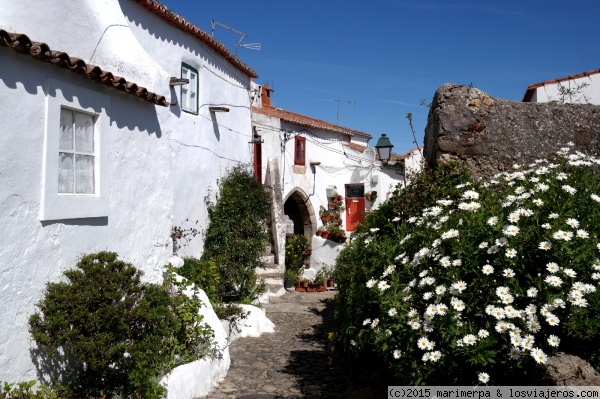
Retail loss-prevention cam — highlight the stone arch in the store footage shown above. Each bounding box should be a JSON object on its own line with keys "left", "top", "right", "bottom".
{"left": 283, "top": 188, "right": 317, "bottom": 237}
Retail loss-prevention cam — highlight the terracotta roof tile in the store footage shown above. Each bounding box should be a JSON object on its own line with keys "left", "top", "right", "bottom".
{"left": 344, "top": 142, "right": 368, "bottom": 153}
{"left": 133, "top": 0, "right": 258, "bottom": 79}
{"left": 522, "top": 68, "right": 600, "bottom": 102}
{"left": 0, "top": 29, "right": 168, "bottom": 107}
{"left": 252, "top": 106, "right": 372, "bottom": 138}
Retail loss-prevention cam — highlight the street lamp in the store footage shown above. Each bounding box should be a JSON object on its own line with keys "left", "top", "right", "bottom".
{"left": 374, "top": 133, "right": 394, "bottom": 163}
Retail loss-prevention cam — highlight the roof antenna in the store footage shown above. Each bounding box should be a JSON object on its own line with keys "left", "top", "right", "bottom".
{"left": 211, "top": 20, "right": 261, "bottom": 55}
{"left": 316, "top": 98, "right": 356, "bottom": 125}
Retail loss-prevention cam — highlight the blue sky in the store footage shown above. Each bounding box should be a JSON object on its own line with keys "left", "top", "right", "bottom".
{"left": 160, "top": 0, "right": 600, "bottom": 154}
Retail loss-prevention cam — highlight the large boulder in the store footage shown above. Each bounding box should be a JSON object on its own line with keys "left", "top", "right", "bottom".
{"left": 424, "top": 84, "right": 600, "bottom": 180}
{"left": 536, "top": 353, "right": 600, "bottom": 386}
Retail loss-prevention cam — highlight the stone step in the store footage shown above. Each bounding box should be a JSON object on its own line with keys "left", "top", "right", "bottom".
{"left": 258, "top": 272, "right": 284, "bottom": 280}
{"left": 260, "top": 254, "right": 275, "bottom": 264}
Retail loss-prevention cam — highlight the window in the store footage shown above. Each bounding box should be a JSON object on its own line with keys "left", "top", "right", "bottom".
{"left": 41, "top": 79, "right": 109, "bottom": 221}
{"left": 294, "top": 136, "right": 306, "bottom": 166}
{"left": 59, "top": 109, "right": 95, "bottom": 194}
{"left": 181, "top": 63, "right": 198, "bottom": 114}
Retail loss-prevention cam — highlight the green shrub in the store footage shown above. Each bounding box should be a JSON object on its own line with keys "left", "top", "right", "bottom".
{"left": 202, "top": 165, "right": 272, "bottom": 303}
{"left": 334, "top": 144, "right": 600, "bottom": 385}
{"left": 29, "top": 252, "right": 215, "bottom": 399}
{"left": 178, "top": 257, "right": 220, "bottom": 304}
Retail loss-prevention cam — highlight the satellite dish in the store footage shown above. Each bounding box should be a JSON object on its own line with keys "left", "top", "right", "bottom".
{"left": 363, "top": 146, "right": 376, "bottom": 161}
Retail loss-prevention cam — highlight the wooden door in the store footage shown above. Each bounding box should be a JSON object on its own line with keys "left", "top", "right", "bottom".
{"left": 253, "top": 142, "right": 262, "bottom": 183}
{"left": 345, "top": 185, "right": 365, "bottom": 231}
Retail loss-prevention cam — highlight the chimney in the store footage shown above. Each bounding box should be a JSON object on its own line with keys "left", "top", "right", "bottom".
{"left": 261, "top": 85, "right": 274, "bottom": 107}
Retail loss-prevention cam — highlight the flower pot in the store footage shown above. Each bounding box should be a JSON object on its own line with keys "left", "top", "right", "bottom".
{"left": 295, "top": 286, "right": 307, "bottom": 292}
{"left": 284, "top": 279, "right": 294, "bottom": 290}
{"left": 321, "top": 215, "right": 332, "bottom": 222}
{"left": 327, "top": 279, "right": 335, "bottom": 287}
{"left": 322, "top": 231, "right": 330, "bottom": 239}
{"left": 307, "top": 287, "right": 317, "bottom": 293}
{"left": 328, "top": 203, "right": 336, "bottom": 210}
{"left": 316, "top": 230, "right": 323, "bottom": 237}
{"left": 300, "top": 281, "right": 309, "bottom": 288}
{"left": 365, "top": 194, "right": 372, "bottom": 201}
{"left": 317, "top": 286, "right": 326, "bottom": 292}
{"left": 339, "top": 236, "right": 347, "bottom": 243}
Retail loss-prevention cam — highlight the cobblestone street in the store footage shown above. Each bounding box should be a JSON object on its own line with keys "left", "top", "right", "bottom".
{"left": 203, "top": 291, "right": 381, "bottom": 399}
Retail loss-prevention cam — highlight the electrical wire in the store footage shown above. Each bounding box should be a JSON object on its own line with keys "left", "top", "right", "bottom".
{"left": 170, "top": 138, "right": 245, "bottom": 163}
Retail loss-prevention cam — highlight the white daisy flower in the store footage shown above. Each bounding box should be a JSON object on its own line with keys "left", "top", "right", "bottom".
{"left": 591, "top": 194, "right": 600, "bottom": 203}
{"left": 525, "top": 304, "right": 537, "bottom": 315}
{"left": 452, "top": 281, "right": 467, "bottom": 293}
{"left": 479, "top": 241, "right": 489, "bottom": 249}
{"left": 549, "top": 213, "right": 559, "bottom": 219}
{"left": 482, "top": 265, "right": 494, "bottom": 275}
{"left": 545, "top": 275, "right": 563, "bottom": 287}
{"left": 531, "top": 349, "right": 548, "bottom": 364}
{"left": 546, "top": 314, "right": 560, "bottom": 326}
{"left": 478, "top": 329, "right": 490, "bottom": 338}
{"left": 435, "top": 285, "right": 446, "bottom": 295}
{"left": 496, "top": 286, "right": 510, "bottom": 296}
{"left": 487, "top": 216, "right": 498, "bottom": 226}
{"left": 562, "top": 185, "right": 577, "bottom": 195}
{"left": 566, "top": 218, "right": 580, "bottom": 228}
{"left": 533, "top": 198, "right": 544, "bottom": 206}
{"left": 388, "top": 308, "right": 398, "bottom": 317}
{"left": 417, "top": 337, "right": 430, "bottom": 350}
{"left": 463, "top": 334, "right": 478, "bottom": 346}
{"left": 429, "top": 350, "right": 442, "bottom": 362}
{"left": 546, "top": 262, "right": 559, "bottom": 273}
{"left": 505, "top": 248, "right": 517, "bottom": 258}
{"left": 378, "top": 280, "right": 390, "bottom": 291}
{"left": 503, "top": 268, "right": 515, "bottom": 277}
{"left": 393, "top": 349, "right": 402, "bottom": 359}
{"left": 577, "top": 229, "right": 589, "bottom": 239}
{"left": 539, "top": 241, "right": 552, "bottom": 250}
{"left": 495, "top": 322, "right": 509, "bottom": 333}
{"left": 542, "top": 223, "right": 552, "bottom": 229}
{"left": 563, "top": 268, "right": 577, "bottom": 278}
{"left": 503, "top": 225, "right": 520, "bottom": 236}
{"left": 462, "top": 190, "right": 480, "bottom": 200}
{"left": 527, "top": 287, "right": 538, "bottom": 297}
{"left": 423, "top": 292, "right": 433, "bottom": 300}
{"left": 366, "top": 279, "right": 377, "bottom": 288}
{"left": 547, "top": 335, "right": 560, "bottom": 347}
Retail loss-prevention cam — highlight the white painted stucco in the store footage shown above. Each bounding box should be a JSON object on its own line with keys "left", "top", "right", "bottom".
{"left": 526, "top": 72, "right": 600, "bottom": 105}
{"left": 0, "top": 49, "right": 173, "bottom": 383}
{"left": 122, "top": 1, "right": 254, "bottom": 256}
{"left": 0, "top": 0, "right": 257, "bottom": 390}
{"left": 220, "top": 304, "right": 275, "bottom": 343}
{"left": 161, "top": 279, "right": 231, "bottom": 399}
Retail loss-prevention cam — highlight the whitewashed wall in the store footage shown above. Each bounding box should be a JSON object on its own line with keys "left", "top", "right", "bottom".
{"left": 0, "top": 51, "right": 173, "bottom": 383}
{"left": 122, "top": 1, "right": 254, "bottom": 256}
{"left": 529, "top": 74, "right": 600, "bottom": 105}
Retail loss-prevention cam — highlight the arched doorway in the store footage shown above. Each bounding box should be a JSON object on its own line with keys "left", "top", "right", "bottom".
{"left": 283, "top": 188, "right": 317, "bottom": 237}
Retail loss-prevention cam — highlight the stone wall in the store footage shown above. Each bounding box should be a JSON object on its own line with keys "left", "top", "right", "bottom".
{"left": 424, "top": 84, "right": 600, "bottom": 180}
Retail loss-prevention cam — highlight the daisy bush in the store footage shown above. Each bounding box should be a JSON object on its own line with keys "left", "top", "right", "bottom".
{"left": 334, "top": 144, "right": 600, "bottom": 386}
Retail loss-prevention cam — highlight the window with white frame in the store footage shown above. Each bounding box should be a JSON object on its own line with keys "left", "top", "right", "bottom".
{"left": 181, "top": 63, "right": 198, "bottom": 114}
{"left": 59, "top": 108, "right": 95, "bottom": 194}
{"left": 41, "top": 79, "right": 109, "bottom": 221}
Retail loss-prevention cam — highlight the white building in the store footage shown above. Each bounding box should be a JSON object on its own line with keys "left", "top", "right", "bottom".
{"left": 523, "top": 68, "right": 600, "bottom": 104}
{"left": 251, "top": 84, "right": 407, "bottom": 277}
{"left": 0, "top": 0, "right": 257, "bottom": 390}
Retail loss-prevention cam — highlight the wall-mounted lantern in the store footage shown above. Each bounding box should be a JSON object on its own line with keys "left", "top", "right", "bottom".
{"left": 374, "top": 133, "right": 394, "bottom": 164}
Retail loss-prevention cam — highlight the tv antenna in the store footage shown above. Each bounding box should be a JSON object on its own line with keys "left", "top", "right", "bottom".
{"left": 317, "top": 98, "right": 356, "bottom": 125}
{"left": 211, "top": 20, "right": 261, "bottom": 55}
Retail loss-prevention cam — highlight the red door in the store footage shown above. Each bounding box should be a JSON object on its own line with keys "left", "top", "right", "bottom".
{"left": 345, "top": 185, "right": 365, "bottom": 231}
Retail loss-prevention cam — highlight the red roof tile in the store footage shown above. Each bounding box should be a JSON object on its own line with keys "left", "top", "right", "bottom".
{"left": 133, "top": 0, "right": 258, "bottom": 79}
{"left": 344, "top": 142, "right": 368, "bottom": 153}
{"left": 0, "top": 29, "right": 168, "bottom": 107}
{"left": 522, "top": 68, "right": 600, "bottom": 102}
{"left": 252, "top": 106, "right": 372, "bottom": 138}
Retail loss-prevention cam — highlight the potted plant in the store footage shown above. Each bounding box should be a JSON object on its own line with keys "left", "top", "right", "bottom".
{"left": 284, "top": 268, "right": 299, "bottom": 290}
{"left": 321, "top": 263, "right": 336, "bottom": 287}
{"left": 365, "top": 190, "right": 378, "bottom": 202}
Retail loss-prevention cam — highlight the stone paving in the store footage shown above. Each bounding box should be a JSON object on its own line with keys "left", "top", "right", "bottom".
{"left": 202, "top": 291, "right": 381, "bottom": 399}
